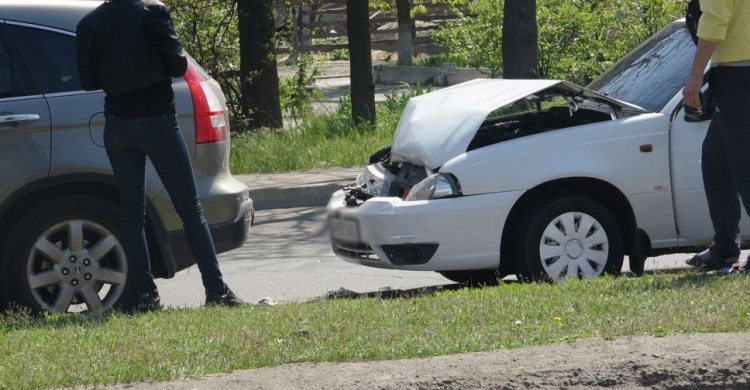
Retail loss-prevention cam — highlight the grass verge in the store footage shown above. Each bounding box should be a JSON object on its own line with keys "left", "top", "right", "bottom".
{"left": 1, "top": 273, "right": 749, "bottom": 389}
{"left": 229, "top": 88, "right": 424, "bottom": 174}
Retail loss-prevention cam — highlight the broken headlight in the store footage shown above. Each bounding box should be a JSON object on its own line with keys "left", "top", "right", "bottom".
{"left": 404, "top": 173, "right": 460, "bottom": 201}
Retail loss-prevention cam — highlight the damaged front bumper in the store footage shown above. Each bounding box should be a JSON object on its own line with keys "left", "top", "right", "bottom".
{"left": 326, "top": 187, "right": 525, "bottom": 271}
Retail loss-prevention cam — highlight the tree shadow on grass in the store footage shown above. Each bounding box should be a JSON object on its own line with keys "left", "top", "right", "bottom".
{"left": 317, "top": 279, "right": 522, "bottom": 301}
{"left": 318, "top": 268, "right": 746, "bottom": 301}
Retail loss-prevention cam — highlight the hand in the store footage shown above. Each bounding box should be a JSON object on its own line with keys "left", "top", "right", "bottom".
{"left": 682, "top": 73, "right": 704, "bottom": 110}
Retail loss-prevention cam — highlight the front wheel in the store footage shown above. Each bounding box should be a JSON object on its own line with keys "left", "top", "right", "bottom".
{"left": 2, "top": 196, "right": 132, "bottom": 314}
{"left": 517, "top": 196, "right": 624, "bottom": 282}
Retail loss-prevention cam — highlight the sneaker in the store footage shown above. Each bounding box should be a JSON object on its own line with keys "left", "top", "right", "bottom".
{"left": 685, "top": 247, "right": 738, "bottom": 272}
{"left": 132, "top": 293, "right": 162, "bottom": 313}
{"left": 205, "top": 285, "right": 245, "bottom": 307}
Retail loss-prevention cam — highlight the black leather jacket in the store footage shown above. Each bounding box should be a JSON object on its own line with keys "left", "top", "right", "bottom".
{"left": 76, "top": 0, "right": 187, "bottom": 96}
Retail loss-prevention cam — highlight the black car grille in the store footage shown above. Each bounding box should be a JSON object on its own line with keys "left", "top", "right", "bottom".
{"left": 333, "top": 243, "right": 379, "bottom": 261}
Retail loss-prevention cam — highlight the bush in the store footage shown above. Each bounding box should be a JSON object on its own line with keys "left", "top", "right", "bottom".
{"left": 163, "top": 0, "right": 247, "bottom": 124}
{"left": 279, "top": 55, "right": 323, "bottom": 125}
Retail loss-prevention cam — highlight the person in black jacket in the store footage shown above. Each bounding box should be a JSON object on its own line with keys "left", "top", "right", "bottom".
{"left": 77, "top": 0, "right": 244, "bottom": 310}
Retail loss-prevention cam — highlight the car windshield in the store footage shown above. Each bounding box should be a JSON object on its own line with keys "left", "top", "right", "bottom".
{"left": 587, "top": 21, "right": 695, "bottom": 113}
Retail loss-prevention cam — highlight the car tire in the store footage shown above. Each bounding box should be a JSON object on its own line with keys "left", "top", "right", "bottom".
{"left": 1, "top": 196, "right": 134, "bottom": 314}
{"left": 517, "top": 196, "right": 623, "bottom": 282}
{"left": 438, "top": 270, "right": 503, "bottom": 286}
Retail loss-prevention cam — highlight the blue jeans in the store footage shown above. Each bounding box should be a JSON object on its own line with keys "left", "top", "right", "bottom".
{"left": 104, "top": 114, "right": 225, "bottom": 295}
{"left": 702, "top": 66, "right": 750, "bottom": 259}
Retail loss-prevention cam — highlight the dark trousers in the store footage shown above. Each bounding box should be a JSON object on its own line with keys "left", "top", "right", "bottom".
{"left": 702, "top": 66, "right": 750, "bottom": 258}
{"left": 104, "top": 114, "right": 225, "bottom": 295}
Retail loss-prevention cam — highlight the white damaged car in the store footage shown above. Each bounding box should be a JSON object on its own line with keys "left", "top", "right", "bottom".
{"left": 327, "top": 20, "right": 720, "bottom": 283}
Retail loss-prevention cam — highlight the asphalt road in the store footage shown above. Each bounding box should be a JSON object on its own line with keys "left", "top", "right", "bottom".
{"left": 156, "top": 207, "right": 699, "bottom": 309}
{"left": 155, "top": 207, "right": 450, "bottom": 308}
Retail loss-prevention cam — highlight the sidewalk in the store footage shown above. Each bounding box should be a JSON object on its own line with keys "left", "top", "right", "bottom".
{"left": 234, "top": 167, "right": 361, "bottom": 210}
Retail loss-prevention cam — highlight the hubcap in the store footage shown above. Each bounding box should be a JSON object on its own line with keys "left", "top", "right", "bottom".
{"left": 538, "top": 212, "right": 609, "bottom": 281}
{"left": 26, "top": 220, "right": 127, "bottom": 314}
{"left": 565, "top": 240, "right": 584, "bottom": 259}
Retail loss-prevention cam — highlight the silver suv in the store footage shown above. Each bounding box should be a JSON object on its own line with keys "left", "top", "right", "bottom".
{"left": 0, "top": 1, "right": 253, "bottom": 313}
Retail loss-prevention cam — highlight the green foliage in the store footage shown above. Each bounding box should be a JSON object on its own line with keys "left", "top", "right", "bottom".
{"left": 430, "top": 0, "right": 503, "bottom": 76}
{"left": 163, "top": 0, "right": 246, "bottom": 124}
{"left": 432, "top": 0, "right": 684, "bottom": 84}
{"left": 163, "top": 0, "right": 239, "bottom": 78}
{"left": 279, "top": 55, "right": 322, "bottom": 125}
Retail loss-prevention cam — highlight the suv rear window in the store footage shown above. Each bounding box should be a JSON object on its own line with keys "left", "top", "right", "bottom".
{"left": 6, "top": 24, "right": 81, "bottom": 94}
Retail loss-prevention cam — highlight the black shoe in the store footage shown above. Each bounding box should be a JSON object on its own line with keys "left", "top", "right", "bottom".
{"left": 723, "top": 259, "right": 750, "bottom": 275}
{"left": 133, "top": 293, "right": 162, "bottom": 313}
{"left": 205, "top": 286, "right": 245, "bottom": 307}
{"left": 685, "top": 246, "right": 738, "bottom": 272}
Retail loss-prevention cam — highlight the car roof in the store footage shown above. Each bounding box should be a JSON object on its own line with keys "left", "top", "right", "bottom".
{"left": 0, "top": 0, "right": 102, "bottom": 33}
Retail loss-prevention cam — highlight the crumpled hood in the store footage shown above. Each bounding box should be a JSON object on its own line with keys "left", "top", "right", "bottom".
{"left": 390, "top": 79, "right": 644, "bottom": 170}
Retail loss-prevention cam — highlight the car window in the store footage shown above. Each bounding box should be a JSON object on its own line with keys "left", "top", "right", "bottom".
{"left": 5, "top": 24, "right": 81, "bottom": 94}
{"left": 0, "top": 37, "right": 11, "bottom": 98}
{"left": 587, "top": 22, "right": 695, "bottom": 113}
{"left": 0, "top": 34, "right": 29, "bottom": 99}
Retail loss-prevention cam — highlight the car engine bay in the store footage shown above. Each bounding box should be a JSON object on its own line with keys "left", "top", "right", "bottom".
{"left": 468, "top": 104, "right": 616, "bottom": 151}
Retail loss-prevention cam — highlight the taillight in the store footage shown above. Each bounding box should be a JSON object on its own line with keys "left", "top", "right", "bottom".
{"left": 183, "top": 63, "right": 227, "bottom": 144}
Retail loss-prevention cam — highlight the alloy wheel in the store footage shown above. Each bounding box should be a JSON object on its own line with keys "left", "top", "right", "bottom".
{"left": 26, "top": 219, "right": 127, "bottom": 314}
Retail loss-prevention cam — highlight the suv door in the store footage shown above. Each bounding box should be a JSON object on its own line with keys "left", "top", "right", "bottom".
{"left": 4, "top": 22, "right": 112, "bottom": 176}
{"left": 0, "top": 22, "right": 52, "bottom": 208}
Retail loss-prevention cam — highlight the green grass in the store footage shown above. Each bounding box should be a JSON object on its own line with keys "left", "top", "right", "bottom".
{"left": 229, "top": 89, "right": 422, "bottom": 174}
{"left": 1, "top": 273, "right": 749, "bottom": 389}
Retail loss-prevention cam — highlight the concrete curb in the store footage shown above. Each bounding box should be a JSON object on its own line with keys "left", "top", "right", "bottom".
{"left": 247, "top": 183, "right": 349, "bottom": 210}
{"left": 234, "top": 168, "right": 360, "bottom": 210}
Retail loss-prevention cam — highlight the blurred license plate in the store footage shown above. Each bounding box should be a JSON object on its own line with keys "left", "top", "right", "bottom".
{"left": 329, "top": 217, "right": 360, "bottom": 243}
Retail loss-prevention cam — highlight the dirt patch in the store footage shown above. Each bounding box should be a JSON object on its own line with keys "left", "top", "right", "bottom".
{"left": 105, "top": 333, "right": 750, "bottom": 389}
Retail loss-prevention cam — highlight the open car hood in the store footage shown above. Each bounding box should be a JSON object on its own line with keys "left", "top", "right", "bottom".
{"left": 390, "top": 79, "right": 646, "bottom": 170}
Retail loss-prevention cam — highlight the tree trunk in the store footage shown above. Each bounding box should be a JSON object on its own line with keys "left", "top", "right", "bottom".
{"left": 347, "top": 0, "right": 376, "bottom": 126}
{"left": 396, "top": 0, "right": 413, "bottom": 66}
{"left": 238, "top": 0, "right": 283, "bottom": 129}
{"left": 502, "top": 0, "right": 538, "bottom": 79}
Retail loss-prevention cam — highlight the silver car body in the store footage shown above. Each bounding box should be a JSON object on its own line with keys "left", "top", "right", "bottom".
{"left": 0, "top": 0, "right": 252, "bottom": 309}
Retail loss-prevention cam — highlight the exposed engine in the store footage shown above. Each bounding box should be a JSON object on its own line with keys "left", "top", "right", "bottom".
{"left": 345, "top": 146, "right": 429, "bottom": 206}
{"left": 468, "top": 105, "right": 615, "bottom": 151}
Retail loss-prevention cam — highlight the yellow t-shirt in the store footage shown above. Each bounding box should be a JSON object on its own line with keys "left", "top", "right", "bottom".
{"left": 698, "top": 0, "right": 750, "bottom": 63}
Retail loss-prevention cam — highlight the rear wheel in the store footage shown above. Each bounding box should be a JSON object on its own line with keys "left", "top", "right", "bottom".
{"left": 2, "top": 196, "right": 132, "bottom": 314}
{"left": 517, "top": 196, "right": 623, "bottom": 282}
{"left": 438, "top": 270, "right": 503, "bottom": 286}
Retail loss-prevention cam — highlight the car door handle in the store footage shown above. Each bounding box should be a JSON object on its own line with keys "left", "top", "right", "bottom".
{"left": 0, "top": 114, "right": 41, "bottom": 125}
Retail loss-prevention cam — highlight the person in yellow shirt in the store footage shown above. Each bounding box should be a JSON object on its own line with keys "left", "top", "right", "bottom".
{"left": 684, "top": 0, "right": 750, "bottom": 273}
